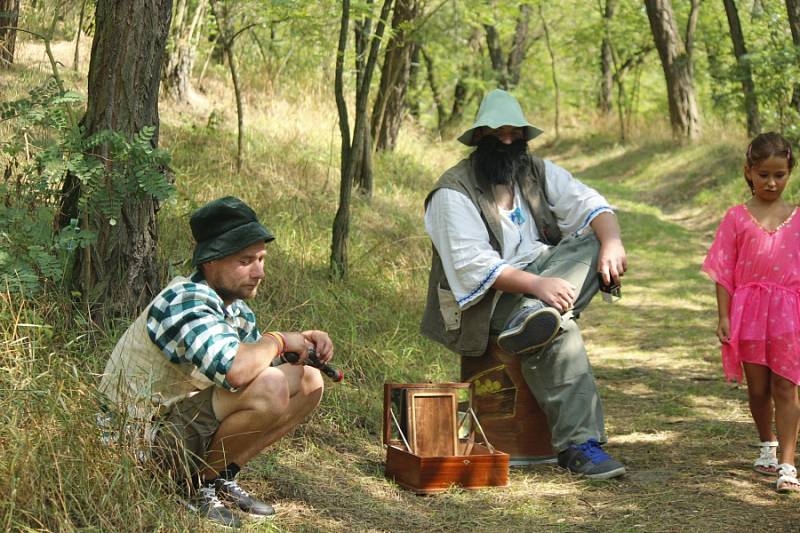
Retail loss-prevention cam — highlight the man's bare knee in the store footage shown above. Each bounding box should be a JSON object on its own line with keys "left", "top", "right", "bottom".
{"left": 301, "top": 366, "right": 325, "bottom": 395}
{"left": 249, "top": 368, "right": 291, "bottom": 414}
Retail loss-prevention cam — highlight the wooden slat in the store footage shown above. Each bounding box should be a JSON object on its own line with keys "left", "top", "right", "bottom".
{"left": 407, "top": 392, "right": 457, "bottom": 457}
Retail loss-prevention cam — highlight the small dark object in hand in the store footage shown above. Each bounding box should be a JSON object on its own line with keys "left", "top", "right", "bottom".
{"left": 597, "top": 273, "right": 621, "bottom": 301}
{"left": 281, "top": 347, "right": 344, "bottom": 382}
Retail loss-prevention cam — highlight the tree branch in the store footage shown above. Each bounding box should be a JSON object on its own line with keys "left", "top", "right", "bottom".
{"left": 358, "top": 0, "right": 394, "bottom": 107}
{"left": 334, "top": 0, "right": 351, "bottom": 161}
{"left": 685, "top": 0, "right": 700, "bottom": 58}
{"left": 230, "top": 21, "right": 265, "bottom": 43}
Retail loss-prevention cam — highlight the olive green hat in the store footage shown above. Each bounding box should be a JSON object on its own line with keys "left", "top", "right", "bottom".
{"left": 457, "top": 89, "right": 543, "bottom": 146}
{"left": 190, "top": 196, "right": 274, "bottom": 266}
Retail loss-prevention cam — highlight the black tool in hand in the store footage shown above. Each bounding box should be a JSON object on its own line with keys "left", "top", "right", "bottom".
{"left": 597, "top": 272, "right": 622, "bottom": 303}
{"left": 281, "top": 346, "right": 344, "bottom": 382}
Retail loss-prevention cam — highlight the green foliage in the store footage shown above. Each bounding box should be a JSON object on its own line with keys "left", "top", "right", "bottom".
{"left": 699, "top": 0, "right": 800, "bottom": 140}
{"left": 0, "top": 78, "right": 174, "bottom": 294}
{"left": 72, "top": 125, "right": 173, "bottom": 223}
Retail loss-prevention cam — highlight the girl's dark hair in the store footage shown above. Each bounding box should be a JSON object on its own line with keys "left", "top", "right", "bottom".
{"left": 744, "top": 132, "right": 795, "bottom": 194}
{"left": 746, "top": 132, "right": 795, "bottom": 169}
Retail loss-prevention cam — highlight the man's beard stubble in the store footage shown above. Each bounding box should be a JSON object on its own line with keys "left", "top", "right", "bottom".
{"left": 214, "top": 280, "right": 260, "bottom": 302}
{"left": 473, "top": 136, "right": 529, "bottom": 185}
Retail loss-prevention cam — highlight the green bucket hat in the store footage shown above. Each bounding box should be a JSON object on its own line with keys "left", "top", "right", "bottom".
{"left": 457, "top": 89, "right": 543, "bottom": 146}
{"left": 190, "top": 196, "right": 274, "bottom": 266}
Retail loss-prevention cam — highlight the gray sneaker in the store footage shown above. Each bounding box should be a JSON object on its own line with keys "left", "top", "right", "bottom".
{"left": 497, "top": 302, "right": 561, "bottom": 355}
{"left": 183, "top": 484, "right": 241, "bottom": 529}
{"left": 216, "top": 478, "right": 275, "bottom": 518}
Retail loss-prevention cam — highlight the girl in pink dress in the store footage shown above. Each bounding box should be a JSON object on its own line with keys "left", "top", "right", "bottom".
{"left": 703, "top": 132, "right": 800, "bottom": 493}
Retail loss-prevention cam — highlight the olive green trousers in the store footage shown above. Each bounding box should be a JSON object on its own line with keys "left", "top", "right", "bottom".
{"left": 489, "top": 232, "right": 607, "bottom": 453}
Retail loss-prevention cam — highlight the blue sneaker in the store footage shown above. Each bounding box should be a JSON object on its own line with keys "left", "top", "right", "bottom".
{"left": 558, "top": 439, "right": 626, "bottom": 480}
{"left": 497, "top": 302, "right": 561, "bottom": 355}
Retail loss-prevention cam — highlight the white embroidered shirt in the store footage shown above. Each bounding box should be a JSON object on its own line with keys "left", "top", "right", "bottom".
{"left": 424, "top": 159, "right": 613, "bottom": 309}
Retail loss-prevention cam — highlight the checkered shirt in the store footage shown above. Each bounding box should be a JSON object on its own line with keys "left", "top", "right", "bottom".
{"left": 146, "top": 270, "right": 261, "bottom": 391}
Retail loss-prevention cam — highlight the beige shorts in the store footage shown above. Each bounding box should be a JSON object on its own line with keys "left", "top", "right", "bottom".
{"left": 152, "top": 387, "right": 220, "bottom": 479}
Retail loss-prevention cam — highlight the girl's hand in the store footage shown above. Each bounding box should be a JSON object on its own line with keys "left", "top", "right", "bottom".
{"left": 716, "top": 317, "right": 731, "bottom": 344}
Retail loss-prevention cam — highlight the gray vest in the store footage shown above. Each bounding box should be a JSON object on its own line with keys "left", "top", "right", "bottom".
{"left": 420, "top": 154, "right": 561, "bottom": 356}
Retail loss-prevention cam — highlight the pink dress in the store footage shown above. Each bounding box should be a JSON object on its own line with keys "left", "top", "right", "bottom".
{"left": 702, "top": 204, "right": 800, "bottom": 385}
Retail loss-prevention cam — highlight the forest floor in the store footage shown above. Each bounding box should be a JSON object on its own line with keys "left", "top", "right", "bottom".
{"left": 3, "top": 40, "right": 798, "bottom": 532}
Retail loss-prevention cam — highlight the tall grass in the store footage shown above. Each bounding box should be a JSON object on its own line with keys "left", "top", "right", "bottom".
{"left": 0, "top": 291, "right": 196, "bottom": 531}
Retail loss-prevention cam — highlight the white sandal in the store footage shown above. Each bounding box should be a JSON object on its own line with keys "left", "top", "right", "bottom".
{"left": 776, "top": 463, "right": 800, "bottom": 493}
{"left": 753, "top": 441, "right": 779, "bottom": 475}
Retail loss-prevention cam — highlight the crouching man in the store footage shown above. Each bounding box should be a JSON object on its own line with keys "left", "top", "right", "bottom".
{"left": 99, "top": 196, "right": 333, "bottom": 528}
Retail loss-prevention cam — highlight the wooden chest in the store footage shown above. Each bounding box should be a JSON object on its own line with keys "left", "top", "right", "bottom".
{"left": 383, "top": 383, "right": 509, "bottom": 494}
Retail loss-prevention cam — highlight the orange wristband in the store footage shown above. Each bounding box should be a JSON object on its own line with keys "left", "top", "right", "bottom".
{"left": 266, "top": 331, "right": 285, "bottom": 355}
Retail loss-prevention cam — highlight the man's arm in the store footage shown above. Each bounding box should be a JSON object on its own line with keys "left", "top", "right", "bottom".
{"left": 226, "top": 330, "right": 334, "bottom": 389}
{"left": 589, "top": 211, "right": 627, "bottom": 285}
{"left": 491, "top": 210, "right": 625, "bottom": 312}
{"left": 225, "top": 335, "right": 282, "bottom": 389}
{"left": 491, "top": 268, "right": 576, "bottom": 313}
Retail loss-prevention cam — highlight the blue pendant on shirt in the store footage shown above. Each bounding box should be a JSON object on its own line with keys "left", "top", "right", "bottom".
{"left": 509, "top": 206, "right": 526, "bottom": 226}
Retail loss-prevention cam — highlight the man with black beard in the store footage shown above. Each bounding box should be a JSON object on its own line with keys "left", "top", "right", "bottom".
{"left": 421, "top": 89, "right": 628, "bottom": 479}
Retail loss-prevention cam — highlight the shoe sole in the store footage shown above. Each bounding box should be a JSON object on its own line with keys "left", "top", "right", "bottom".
{"left": 584, "top": 465, "right": 626, "bottom": 480}
{"left": 217, "top": 497, "right": 276, "bottom": 520}
{"left": 242, "top": 507, "right": 278, "bottom": 520}
{"left": 497, "top": 307, "right": 561, "bottom": 355}
{"left": 754, "top": 465, "right": 779, "bottom": 476}
{"left": 245, "top": 511, "right": 276, "bottom": 520}
{"left": 176, "top": 496, "right": 241, "bottom": 529}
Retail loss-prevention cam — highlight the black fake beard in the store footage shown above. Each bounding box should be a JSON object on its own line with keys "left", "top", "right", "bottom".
{"left": 473, "top": 137, "right": 529, "bottom": 185}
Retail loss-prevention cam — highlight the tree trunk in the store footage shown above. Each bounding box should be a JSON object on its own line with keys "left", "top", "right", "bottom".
{"left": 785, "top": 0, "right": 800, "bottom": 111}
{"left": 644, "top": 0, "right": 701, "bottom": 139}
{"left": 356, "top": 124, "right": 373, "bottom": 195}
{"left": 0, "top": 0, "right": 19, "bottom": 68}
{"left": 210, "top": 0, "right": 244, "bottom": 172}
{"left": 332, "top": 0, "right": 354, "bottom": 278}
{"left": 723, "top": 0, "right": 760, "bottom": 136}
{"left": 485, "top": 5, "right": 535, "bottom": 90}
{"left": 444, "top": 28, "right": 482, "bottom": 132}
{"left": 484, "top": 23, "right": 507, "bottom": 89}
{"left": 163, "top": 0, "right": 206, "bottom": 102}
{"left": 60, "top": 0, "right": 173, "bottom": 320}
{"left": 370, "top": 0, "right": 420, "bottom": 152}
{"left": 599, "top": 0, "right": 615, "bottom": 115}
{"left": 611, "top": 47, "right": 651, "bottom": 143}
{"left": 539, "top": 4, "right": 559, "bottom": 139}
{"left": 506, "top": 4, "right": 532, "bottom": 87}
{"left": 448, "top": 77, "right": 468, "bottom": 129}
{"left": 331, "top": 0, "right": 393, "bottom": 278}
{"left": 354, "top": 0, "right": 394, "bottom": 197}
{"left": 73, "top": 0, "right": 88, "bottom": 71}
{"left": 420, "top": 47, "right": 446, "bottom": 132}
{"left": 351, "top": 7, "right": 371, "bottom": 194}
{"left": 406, "top": 44, "right": 421, "bottom": 119}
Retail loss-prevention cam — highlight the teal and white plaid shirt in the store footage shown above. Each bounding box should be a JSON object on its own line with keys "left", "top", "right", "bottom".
{"left": 146, "top": 270, "right": 261, "bottom": 391}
